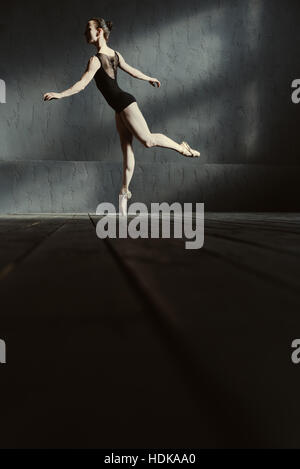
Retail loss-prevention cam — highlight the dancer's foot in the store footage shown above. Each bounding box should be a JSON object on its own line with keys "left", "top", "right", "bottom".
{"left": 119, "top": 194, "right": 127, "bottom": 216}
{"left": 179, "top": 141, "right": 200, "bottom": 158}
{"left": 119, "top": 188, "right": 132, "bottom": 216}
{"left": 120, "top": 187, "right": 132, "bottom": 199}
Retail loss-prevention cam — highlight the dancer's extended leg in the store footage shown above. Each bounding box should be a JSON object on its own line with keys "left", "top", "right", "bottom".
{"left": 119, "top": 102, "right": 200, "bottom": 157}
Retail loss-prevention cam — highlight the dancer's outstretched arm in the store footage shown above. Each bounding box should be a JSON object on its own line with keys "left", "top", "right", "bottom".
{"left": 117, "top": 51, "right": 161, "bottom": 88}
{"left": 43, "top": 57, "right": 100, "bottom": 101}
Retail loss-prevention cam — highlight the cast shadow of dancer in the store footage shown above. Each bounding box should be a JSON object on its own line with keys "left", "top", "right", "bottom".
{"left": 43, "top": 17, "right": 201, "bottom": 215}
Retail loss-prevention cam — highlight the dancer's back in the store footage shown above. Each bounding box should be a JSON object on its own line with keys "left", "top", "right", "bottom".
{"left": 94, "top": 51, "right": 137, "bottom": 113}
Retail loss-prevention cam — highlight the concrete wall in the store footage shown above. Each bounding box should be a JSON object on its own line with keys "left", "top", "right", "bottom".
{"left": 0, "top": 0, "right": 299, "bottom": 212}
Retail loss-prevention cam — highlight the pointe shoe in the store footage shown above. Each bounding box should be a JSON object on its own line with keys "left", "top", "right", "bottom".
{"left": 119, "top": 188, "right": 132, "bottom": 216}
{"left": 119, "top": 194, "right": 127, "bottom": 216}
{"left": 120, "top": 188, "right": 132, "bottom": 199}
{"left": 180, "top": 141, "right": 201, "bottom": 158}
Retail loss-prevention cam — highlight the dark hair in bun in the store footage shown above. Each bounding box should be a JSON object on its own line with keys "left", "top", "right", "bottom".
{"left": 106, "top": 20, "right": 113, "bottom": 31}
{"left": 90, "top": 17, "right": 113, "bottom": 42}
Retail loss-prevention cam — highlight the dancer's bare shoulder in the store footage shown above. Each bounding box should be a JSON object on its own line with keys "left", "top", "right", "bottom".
{"left": 115, "top": 51, "right": 135, "bottom": 76}
{"left": 89, "top": 55, "right": 101, "bottom": 70}
{"left": 78, "top": 56, "right": 101, "bottom": 90}
{"left": 115, "top": 50, "right": 126, "bottom": 68}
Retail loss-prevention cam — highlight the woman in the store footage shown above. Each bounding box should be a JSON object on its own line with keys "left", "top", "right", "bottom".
{"left": 43, "top": 18, "right": 201, "bottom": 214}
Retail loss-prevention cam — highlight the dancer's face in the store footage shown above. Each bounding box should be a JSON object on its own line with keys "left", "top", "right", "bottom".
{"left": 84, "top": 21, "right": 101, "bottom": 44}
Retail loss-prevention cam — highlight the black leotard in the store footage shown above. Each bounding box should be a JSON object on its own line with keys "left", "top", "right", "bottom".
{"left": 94, "top": 51, "right": 137, "bottom": 113}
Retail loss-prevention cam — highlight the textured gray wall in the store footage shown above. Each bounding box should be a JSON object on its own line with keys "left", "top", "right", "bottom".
{"left": 0, "top": 0, "right": 299, "bottom": 212}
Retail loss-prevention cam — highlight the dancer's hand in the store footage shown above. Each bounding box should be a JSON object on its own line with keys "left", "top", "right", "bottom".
{"left": 149, "top": 78, "right": 161, "bottom": 88}
{"left": 43, "top": 92, "right": 61, "bottom": 101}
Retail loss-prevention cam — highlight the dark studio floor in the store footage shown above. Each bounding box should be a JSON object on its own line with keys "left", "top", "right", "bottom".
{"left": 0, "top": 212, "right": 300, "bottom": 448}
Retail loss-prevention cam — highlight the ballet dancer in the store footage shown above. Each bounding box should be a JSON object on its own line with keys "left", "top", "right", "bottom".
{"left": 43, "top": 18, "right": 201, "bottom": 214}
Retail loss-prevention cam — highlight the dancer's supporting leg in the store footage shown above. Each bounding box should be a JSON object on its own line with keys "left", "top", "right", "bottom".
{"left": 115, "top": 111, "right": 135, "bottom": 192}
